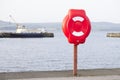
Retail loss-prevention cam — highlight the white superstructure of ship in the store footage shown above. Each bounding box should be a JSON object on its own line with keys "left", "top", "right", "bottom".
{"left": 16, "top": 25, "right": 46, "bottom": 33}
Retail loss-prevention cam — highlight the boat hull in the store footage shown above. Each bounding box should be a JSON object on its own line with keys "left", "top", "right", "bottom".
{"left": 0, "top": 32, "right": 54, "bottom": 38}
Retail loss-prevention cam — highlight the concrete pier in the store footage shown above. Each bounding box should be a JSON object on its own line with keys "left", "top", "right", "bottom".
{"left": 107, "top": 33, "right": 120, "bottom": 37}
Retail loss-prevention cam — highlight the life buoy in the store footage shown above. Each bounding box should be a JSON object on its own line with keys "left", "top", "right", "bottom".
{"left": 62, "top": 9, "right": 91, "bottom": 45}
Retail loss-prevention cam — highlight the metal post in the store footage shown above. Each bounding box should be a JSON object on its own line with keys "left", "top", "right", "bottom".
{"left": 73, "top": 45, "right": 77, "bottom": 76}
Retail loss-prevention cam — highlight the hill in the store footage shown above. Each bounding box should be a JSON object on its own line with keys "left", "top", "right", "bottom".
{"left": 0, "top": 20, "right": 120, "bottom": 31}
{"left": 0, "top": 20, "right": 15, "bottom": 30}
{"left": 92, "top": 22, "right": 120, "bottom": 31}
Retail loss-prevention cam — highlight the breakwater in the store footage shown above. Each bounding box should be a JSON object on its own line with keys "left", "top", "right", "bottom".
{"left": 107, "top": 33, "right": 120, "bottom": 37}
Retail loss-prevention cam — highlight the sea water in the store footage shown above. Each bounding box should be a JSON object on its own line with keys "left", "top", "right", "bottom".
{"left": 0, "top": 24, "right": 120, "bottom": 72}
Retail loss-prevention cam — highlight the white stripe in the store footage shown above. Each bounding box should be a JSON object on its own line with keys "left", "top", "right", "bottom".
{"left": 72, "top": 16, "right": 84, "bottom": 22}
{"left": 72, "top": 31, "right": 84, "bottom": 37}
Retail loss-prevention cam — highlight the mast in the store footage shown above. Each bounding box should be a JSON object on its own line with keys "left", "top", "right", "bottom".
{"left": 9, "top": 15, "right": 19, "bottom": 27}
{"left": 9, "top": 15, "right": 25, "bottom": 29}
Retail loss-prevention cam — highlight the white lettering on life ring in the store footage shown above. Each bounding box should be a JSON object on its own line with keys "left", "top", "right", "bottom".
{"left": 72, "top": 16, "right": 84, "bottom": 22}
{"left": 72, "top": 31, "right": 84, "bottom": 37}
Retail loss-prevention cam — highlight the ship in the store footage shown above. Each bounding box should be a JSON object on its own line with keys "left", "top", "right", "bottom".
{"left": 0, "top": 16, "right": 54, "bottom": 38}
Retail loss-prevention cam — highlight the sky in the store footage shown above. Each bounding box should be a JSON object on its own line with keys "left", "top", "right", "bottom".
{"left": 0, "top": 0, "right": 120, "bottom": 23}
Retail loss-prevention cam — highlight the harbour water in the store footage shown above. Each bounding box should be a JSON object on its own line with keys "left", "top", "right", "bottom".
{"left": 0, "top": 23, "right": 120, "bottom": 72}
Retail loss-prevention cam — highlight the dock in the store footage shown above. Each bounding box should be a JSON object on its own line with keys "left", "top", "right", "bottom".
{"left": 107, "top": 33, "right": 120, "bottom": 37}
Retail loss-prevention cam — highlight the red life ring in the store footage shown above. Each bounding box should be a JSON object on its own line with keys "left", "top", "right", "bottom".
{"left": 62, "top": 9, "right": 91, "bottom": 45}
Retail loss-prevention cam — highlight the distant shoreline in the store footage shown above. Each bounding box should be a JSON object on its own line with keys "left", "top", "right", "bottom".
{"left": 1, "top": 68, "right": 120, "bottom": 79}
